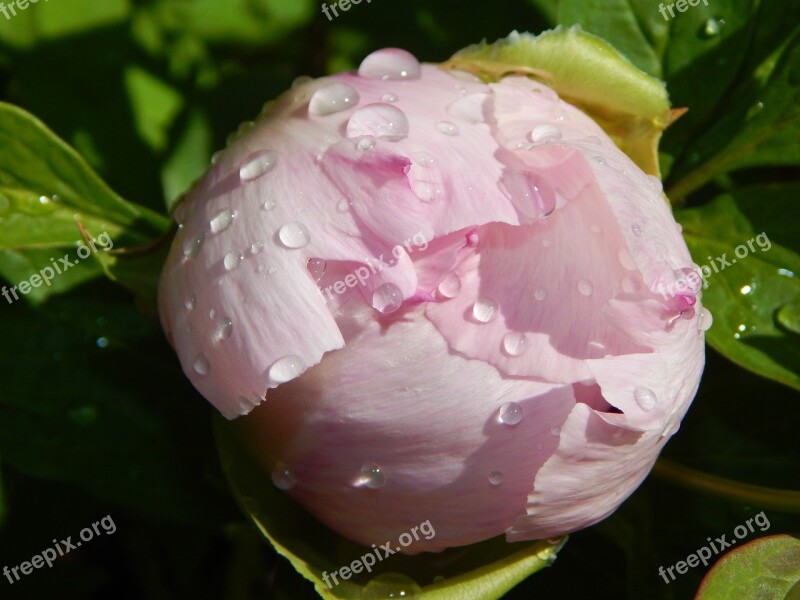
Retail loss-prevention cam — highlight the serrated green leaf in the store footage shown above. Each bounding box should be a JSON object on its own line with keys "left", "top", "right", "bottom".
{"left": 676, "top": 184, "right": 800, "bottom": 391}
{"left": 446, "top": 28, "right": 672, "bottom": 176}
{"left": 695, "top": 534, "right": 800, "bottom": 599}
{"left": 214, "top": 416, "right": 565, "bottom": 600}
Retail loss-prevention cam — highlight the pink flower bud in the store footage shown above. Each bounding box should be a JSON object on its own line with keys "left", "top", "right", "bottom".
{"left": 159, "top": 47, "right": 705, "bottom": 552}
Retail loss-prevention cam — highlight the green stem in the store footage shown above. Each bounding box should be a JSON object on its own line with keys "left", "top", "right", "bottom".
{"left": 653, "top": 459, "right": 800, "bottom": 513}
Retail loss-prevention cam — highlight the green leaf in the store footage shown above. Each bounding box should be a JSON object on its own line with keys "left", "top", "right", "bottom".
{"left": 446, "top": 28, "right": 672, "bottom": 176}
{"left": 0, "top": 248, "right": 103, "bottom": 305}
{"left": 555, "top": 0, "right": 662, "bottom": 76}
{"left": 214, "top": 416, "right": 565, "bottom": 600}
{"left": 695, "top": 535, "right": 800, "bottom": 599}
{"left": 667, "top": 19, "right": 800, "bottom": 198}
{"left": 676, "top": 183, "right": 800, "bottom": 391}
{"left": 0, "top": 102, "right": 170, "bottom": 303}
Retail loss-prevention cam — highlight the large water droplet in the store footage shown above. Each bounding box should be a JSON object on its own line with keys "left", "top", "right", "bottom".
{"left": 278, "top": 222, "right": 311, "bottom": 249}
{"left": 500, "top": 171, "right": 556, "bottom": 220}
{"left": 183, "top": 231, "right": 206, "bottom": 259}
{"left": 308, "top": 82, "right": 360, "bottom": 116}
{"left": 472, "top": 298, "right": 498, "bottom": 323}
{"left": 633, "top": 386, "right": 657, "bottom": 411}
{"left": 435, "top": 121, "right": 459, "bottom": 136}
{"left": 193, "top": 354, "right": 210, "bottom": 375}
{"left": 502, "top": 332, "right": 528, "bottom": 357}
{"left": 363, "top": 574, "right": 422, "bottom": 599}
{"left": 271, "top": 465, "right": 296, "bottom": 490}
{"left": 268, "top": 355, "right": 306, "bottom": 384}
{"left": 223, "top": 252, "right": 243, "bottom": 271}
{"left": 307, "top": 258, "right": 327, "bottom": 282}
{"left": 577, "top": 280, "right": 594, "bottom": 296}
{"left": 437, "top": 273, "right": 461, "bottom": 299}
{"left": 358, "top": 48, "right": 421, "bottom": 80}
{"left": 372, "top": 283, "right": 403, "bottom": 314}
{"left": 346, "top": 104, "right": 409, "bottom": 141}
{"left": 355, "top": 465, "right": 385, "bottom": 489}
{"left": 488, "top": 471, "right": 504, "bottom": 485}
{"left": 210, "top": 208, "right": 235, "bottom": 234}
{"left": 529, "top": 124, "right": 562, "bottom": 144}
{"left": 239, "top": 150, "right": 278, "bottom": 182}
{"left": 499, "top": 402, "right": 523, "bottom": 425}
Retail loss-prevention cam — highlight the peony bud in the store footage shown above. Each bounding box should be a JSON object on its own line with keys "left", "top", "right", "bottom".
{"left": 159, "top": 37, "right": 705, "bottom": 552}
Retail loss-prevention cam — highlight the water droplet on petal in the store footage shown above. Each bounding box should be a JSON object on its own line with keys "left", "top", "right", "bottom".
{"left": 577, "top": 280, "right": 594, "bottom": 296}
{"left": 240, "top": 150, "right": 278, "bottom": 182}
{"left": 372, "top": 283, "right": 403, "bottom": 314}
{"left": 382, "top": 93, "right": 398, "bottom": 102}
{"left": 336, "top": 200, "right": 351, "bottom": 213}
{"left": 261, "top": 199, "right": 276, "bottom": 211}
{"left": 550, "top": 426, "right": 561, "bottom": 436}
{"left": 356, "top": 136, "right": 377, "bottom": 152}
{"left": 472, "top": 298, "right": 498, "bottom": 323}
{"left": 631, "top": 223, "right": 643, "bottom": 236}
{"left": 502, "top": 332, "right": 528, "bottom": 357}
{"left": 346, "top": 104, "right": 409, "bottom": 141}
{"left": 271, "top": 465, "right": 296, "bottom": 490}
{"left": 278, "top": 222, "right": 311, "bottom": 248}
{"left": 183, "top": 231, "right": 206, "bottom": 259}
{"left": 435, "top": 121, "right": 459, "bottom": 136}
{"left": 308, "top": 82, "right": 360, "bottom": 116}
{"left": 216, "top": 319, "right": 233, "bottom": 341}
{"left": 184, "top": 295, "right": 196, "bottom": 311}
{"left": 647, "top": 175, "right": 663, "bottom": 191}
{"left": 307, "top": 258, "right": 327, "bottom": 282}
{"left": 499, "top": 402, "right": 523, "bottom": 425}
{"left": 223, "top": 252, "right": 243, "bottom": 271}
{"left": 268, "top": 265, "right": 279, "bottom": 275}
{"left": 529, "top": 124, "right": 562, "bottom": 144}
{"left": 268, "top": 355, "right": 306, "bottom": 384}
{"left": 358, "top": 48, "right": 421, "bottom": 80}
{"left": 250, "top": 242, "right": 264, "bottom": 255}
{"left": 413, "top": 151, "right": 436, "bottom": 167}
{"left": 437, "top": 273, "right": 461, "bottom": 299}
{"left": 534, "top": 288, "right": 547, "bottom": 301}
{"left": 489, "top": 471, "right": 504, "bottom": 485}
{"left": 412, "top": 180, "right": 445, "bottom": 203}
{"left": 362, "top": 574, "right": 421, "bottom": 599}
{"left": 193, "top": 354, "right": 210, "bottom": 375}
{"left": 210, "top": 208, "right": 235, "bottom": 234}
{"left": 355, "top": 465, "right": 385, "bottom": 489}
{"left": 634, "top": 386, "right": 657, "bottom": 411}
